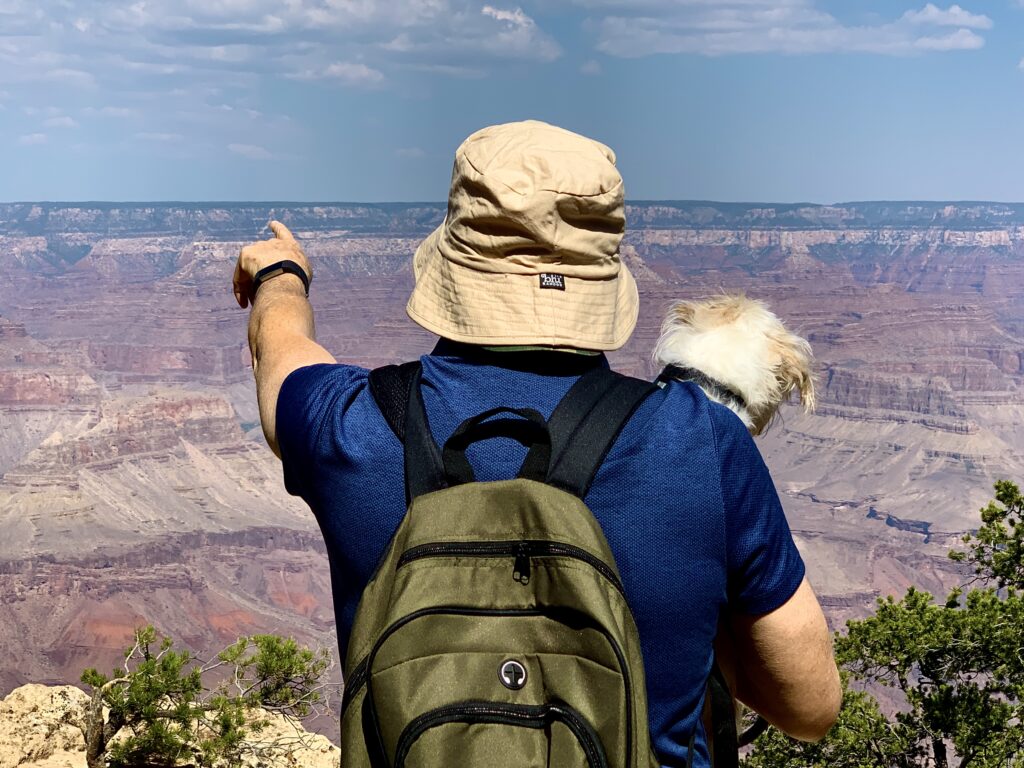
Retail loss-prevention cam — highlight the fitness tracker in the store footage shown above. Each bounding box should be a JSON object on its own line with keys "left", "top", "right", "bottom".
{"left": 252, "top": 260, "right": 310, "bottom": 297}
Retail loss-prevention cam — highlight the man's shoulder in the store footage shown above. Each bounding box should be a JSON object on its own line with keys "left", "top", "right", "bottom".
{"left": 276, "top": 362, "right": 373, "bottom": 444}
{"left": 597, "top": 378, "right": 733, "bottom": 480}
{"left": 280, "top": 361, "right": 370, "bottom": 400}
{"left": 643, "top": 378, "right": 748, "bottom": 438}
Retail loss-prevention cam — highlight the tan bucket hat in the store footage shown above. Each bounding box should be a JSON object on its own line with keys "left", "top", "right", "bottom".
{"left": 406, "top": 120, "right": 638, "bottom": 350}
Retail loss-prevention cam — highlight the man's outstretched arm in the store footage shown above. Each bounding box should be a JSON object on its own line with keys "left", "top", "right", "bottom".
{"left": 233, "top": 221, "right": 335, "bottom": 457}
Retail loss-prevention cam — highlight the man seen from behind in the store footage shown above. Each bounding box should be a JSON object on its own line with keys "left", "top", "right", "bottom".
{"left": 232, "top": 120, "right": 842, "bottom": 767}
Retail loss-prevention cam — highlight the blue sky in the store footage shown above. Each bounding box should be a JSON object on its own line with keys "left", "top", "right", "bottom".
{"left": 2, "top": 0, "right": 1024, "bottom": 202}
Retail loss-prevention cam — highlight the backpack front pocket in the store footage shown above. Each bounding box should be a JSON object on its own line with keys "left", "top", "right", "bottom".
{"left": 352, "top": 607, "right": 631, "bottom": 767}
{"left": 394, "top": 701, "right": 609, "bottom": 768}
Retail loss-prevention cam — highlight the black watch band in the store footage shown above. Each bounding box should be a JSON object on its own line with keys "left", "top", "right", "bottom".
{"left": 252, "top": 260, "right": 310, "bottom": 297}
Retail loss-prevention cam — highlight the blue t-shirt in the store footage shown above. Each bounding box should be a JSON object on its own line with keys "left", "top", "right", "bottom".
{"left": 277, "top": 340, "right": 804, "bottom": 768}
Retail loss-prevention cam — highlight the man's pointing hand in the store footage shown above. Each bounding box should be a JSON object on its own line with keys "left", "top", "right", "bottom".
{"left": 233, "top": 220, "right": 312, "bottom": 309}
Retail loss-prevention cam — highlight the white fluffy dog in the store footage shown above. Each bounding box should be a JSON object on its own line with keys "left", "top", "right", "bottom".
{"left": 653, "top": 294, "right": 816, "bottom": 435}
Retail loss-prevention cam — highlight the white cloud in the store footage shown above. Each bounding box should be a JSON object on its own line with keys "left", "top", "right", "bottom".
{"left": 304, "top": 61, "right": 387, "bottom": 86}
{"left": 0, "top": 0, "right": 564, "bottom": 107}
{"left": 136, "top": 132, "right": 183, "bottom": 141}
{"left": 24, "top": 106, "right": 62, "bottom": 117}
{"left": 18, "top": 133, "right": 47, "bottom": 145}
{"left": 580, "top": 59, "right": 601, "bottom": 75}
{"left": 478, "top": 5, "right": 561, "bottom": 60}
{"left": 913, "top": 27, "right": 984, "bottom": 51}
{"left": 43, "top": 115, "right": 78, "bottom": 128}
{"left": 379, "top": 3, "right": 559, "bottom": 63}
{"left": 396, "top": 146, "right": 426, "bottom": 158}
{"left": 0, "top": 0, "right": 560, "bottom": 172}
{"left": 481, "top": 5, "right": 528, "bottom": 25}
{"left": 323, "top": 61, "right": 385, "bottom": 85}
{"left": 84, "top": 106, "right": 139, "bottom": 118}
{"left": 902, "top": 3, "right": 991, "bottom": 29}
{"left": 228, "top": 142, "right": 272, "bottom": 159}
{"left": 42, "top": 68, "right": 97, "bottom": 86}
{"left": 589, "top": 2, "right": 993, "bottom": 58}
{"left": 408, "top": 62, "right": 487, "bottom": 78}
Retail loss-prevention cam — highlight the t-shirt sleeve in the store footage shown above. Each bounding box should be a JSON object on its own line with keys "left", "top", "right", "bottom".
{"left": 711, "top": 405, "right": 806, "bottom": 615}
{"left": 275, "top": 363, "right": 367, "bottom": 498}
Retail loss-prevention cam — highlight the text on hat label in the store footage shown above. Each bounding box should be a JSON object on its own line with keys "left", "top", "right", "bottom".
{"left": 539, "top": 274, "right": 566, "bottom": 291}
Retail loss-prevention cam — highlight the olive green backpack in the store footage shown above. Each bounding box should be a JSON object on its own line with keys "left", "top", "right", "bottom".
{"left": 337, "top": 362, "right": 661, "bottom": 768}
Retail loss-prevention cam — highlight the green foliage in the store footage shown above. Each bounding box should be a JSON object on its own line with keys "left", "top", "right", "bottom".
{"left": 949, "top": 479, "right": 1024, "bottom": 590}
{"left": 79, "top": 626, "right": 333, "bottom": 768}
{"left": 218, "top": 633, "right": 329, "bottom": 717}
{"left": 836, "top": 588, "right": 1024, "bottom": 767}
{"left": 743, "top": 481, "right": 1024, "bottom": 768}
{"left": 742, "top": 677, "right": 916, "bottom": 768}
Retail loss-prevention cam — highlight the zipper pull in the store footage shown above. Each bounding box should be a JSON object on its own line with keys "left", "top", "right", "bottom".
{"left": 513, "top": 543, "right": 531, "bottom": 585}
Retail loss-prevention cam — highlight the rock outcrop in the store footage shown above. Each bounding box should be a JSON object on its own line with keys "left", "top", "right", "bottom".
{"left": 0, "top": 684, "right": 87, "bottom": 768}
{"left": 0, "top": 684, "right": 340, "bottom": 767}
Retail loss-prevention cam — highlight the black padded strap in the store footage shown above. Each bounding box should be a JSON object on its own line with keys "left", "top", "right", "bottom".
{"left": 708, "top": 663, "right": 739, "bottom": 768}
{"left": 368, "top": 361, "right": 446, "bottom": 502}
{"left": 521, "top": 367, "right": 619, "bottom": 478}
{"left": 543, "top": 369, "right": 657, "bottom": 498}
{"left": 401, "top": 367, "right": 448, "bottom": 502}
{"left": 442, "top": 407, "right": 551, "bottom": 486}
{"left": 368, "top": 361, "right": 422, "bottom": 442}
{"left": 738, "top": 714, "right": 769, "bottom": 748}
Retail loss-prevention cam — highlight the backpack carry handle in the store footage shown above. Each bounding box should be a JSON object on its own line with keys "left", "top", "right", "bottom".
{"left": 442, "top": 407, "right": 552, "bottom": 486}
{"left": 369, "top": 360, "right": 658, "bottom": 502}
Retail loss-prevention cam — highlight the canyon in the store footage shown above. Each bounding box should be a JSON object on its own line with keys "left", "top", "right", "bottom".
{"left": 1, "top": 201, "right": 1022, "bottom": 737}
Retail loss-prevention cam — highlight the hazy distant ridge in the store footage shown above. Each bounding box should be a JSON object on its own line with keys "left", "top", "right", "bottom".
{"left": 5, "top": 201, "right": 1024, "bottom": 236}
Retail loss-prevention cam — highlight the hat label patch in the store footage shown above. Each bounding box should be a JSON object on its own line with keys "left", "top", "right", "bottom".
{"left": 539, "top": 273, "right": 566, "bottom": 291}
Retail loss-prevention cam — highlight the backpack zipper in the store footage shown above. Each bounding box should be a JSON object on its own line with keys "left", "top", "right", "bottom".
{"left": 341, "top": 605, "right": 635, "bottom": 766}
{"left": 393, "top": 700, "right": 609, "bottom": 768}
{"left": 396, "top": 539, "right": 626, "bottom": 596}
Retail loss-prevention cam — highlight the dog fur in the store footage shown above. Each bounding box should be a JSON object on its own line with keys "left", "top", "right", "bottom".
{"left": 653, "top": 294, "right": 816, "bottom": 435}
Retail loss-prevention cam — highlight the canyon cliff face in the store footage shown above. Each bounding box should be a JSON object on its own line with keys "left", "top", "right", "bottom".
{"left": 1, "top": 201, "right": 1023, "bottom": 735}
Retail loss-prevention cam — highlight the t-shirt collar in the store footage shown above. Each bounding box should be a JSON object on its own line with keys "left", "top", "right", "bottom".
{"left": 429, "top": 338, "right": 609, "bottom": 374}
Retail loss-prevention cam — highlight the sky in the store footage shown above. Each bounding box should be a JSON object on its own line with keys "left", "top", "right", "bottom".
{"left": 2, "top": 0, "right": 1024, "bottom": 203}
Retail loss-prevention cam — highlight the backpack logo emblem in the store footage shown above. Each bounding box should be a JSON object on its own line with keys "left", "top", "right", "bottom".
{"left": 499, "top": 660, "right": 527, "bottom": 690}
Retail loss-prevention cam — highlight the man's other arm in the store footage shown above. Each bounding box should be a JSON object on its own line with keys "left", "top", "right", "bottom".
{"left": 233, "top": 221, "right": 335, "bottom": 457}
{"left": 716, "top": 578, "right": 842, "bottom": 742}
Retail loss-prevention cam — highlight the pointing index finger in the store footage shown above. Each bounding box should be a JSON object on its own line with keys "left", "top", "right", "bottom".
{"left": 269, "top": 220, "right": 296, "bottom": 243}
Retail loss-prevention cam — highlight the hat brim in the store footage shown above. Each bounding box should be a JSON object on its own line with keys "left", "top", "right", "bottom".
{"left": 406, "top": 224, "right": 639, "bottom": 351}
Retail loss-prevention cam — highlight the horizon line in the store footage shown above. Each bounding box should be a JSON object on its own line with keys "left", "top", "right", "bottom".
{"left": 4, "top": 199, "right": 1024, "bottom": 207}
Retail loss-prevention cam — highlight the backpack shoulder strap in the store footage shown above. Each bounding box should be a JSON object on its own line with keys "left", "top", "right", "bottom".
{"left": 368, "top": 361, "right": 422, "bottom": 442}
{"left": 542, "top": 367, "right": 658, "bottom": 498}
{"left": 707, "top": 663, "right": 739, "bottom": 768}
{"left": 368, "top": 361, "right": 446, "bottom": 503}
